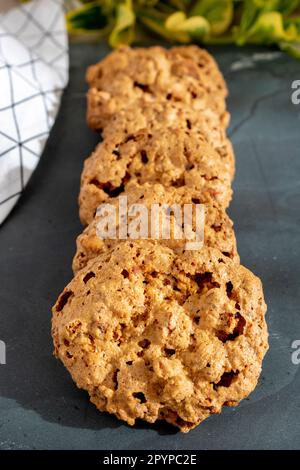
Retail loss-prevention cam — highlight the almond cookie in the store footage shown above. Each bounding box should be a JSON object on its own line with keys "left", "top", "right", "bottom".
{"left": 73, "top": 182, "right": 239, "bottom": 273}
{"left": 52, "top": 241, "right": 268, "bottom": 432}
{"left": 79, "top": 128, "right": 233, "bottom": 225}
{"left": 102, "top": 99, "right": 235, "bottom": 179}
{"left": 86, "top": 45, "right": 229, "bottom": 131}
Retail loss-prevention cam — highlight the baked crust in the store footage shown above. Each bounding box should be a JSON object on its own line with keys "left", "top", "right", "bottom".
{"left": 101, "top": 99, "right": 234, "bottom": 179}
{"left": 86, "top": 45, "right": 228, "bottom": 131}
{"left": 52, "top": 241, "right": 268, "bottom": 432}
{"left": 73, "top": 182, "right": 239, "bottom": 273}
{"left": 79, "top": 128, "right": 233, "bottom": 225}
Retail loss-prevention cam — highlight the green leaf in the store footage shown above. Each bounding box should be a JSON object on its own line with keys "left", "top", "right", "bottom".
{"left": 167, "top": 0, "right": 192, "bottom": 11}
{"left": 190, "top": 0, "right": 233, "bottom": 36}
{"left": 109, "top": 0, "right": 136, "bottom": 47}
{"left": 238, "top": 0, "right": 300, "bottom": 34}
{"left": 237, "top": 11, "right": 300, "bottom": 44}
{"left": 238, "top": 0, "right": 265, "bottom": 34}
{"left": 279, "top": 40, "right": 300, "bottom": 58}
{"left": 276, "top": 0, "right": 300, "bottom": 15}
{"left": 136, "top": 1, "right": 161, "bottom": 6}
{"left": 66, "top": 2, "right": 111, "bottom": 33}
{"left": 64, "top": 0, "right": 300, "bottom": 60}
{"left": 284, "top": 16, "right": 300, "bottom": 35}
{"left": 137, "top": 7, "right": 175, "bottom": 40}
{"left": 165, "top": 11, "right": 210, "bottom": 42}
{"left": 139, "top": 1, "right": 176, "bottom": 15}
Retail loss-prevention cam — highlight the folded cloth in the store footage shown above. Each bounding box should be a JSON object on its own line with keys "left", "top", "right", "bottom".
{"left": 0, "top": 0, "right": 68, "bottom": 224}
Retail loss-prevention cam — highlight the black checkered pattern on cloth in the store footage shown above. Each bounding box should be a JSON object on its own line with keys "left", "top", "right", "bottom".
{"left": 0, "top": 0, "right": 68, "bottom": 224}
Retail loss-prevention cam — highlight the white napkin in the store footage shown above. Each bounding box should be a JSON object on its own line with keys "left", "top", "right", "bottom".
{"left": 0, "top": 0, "right": 68, "bottom": 224}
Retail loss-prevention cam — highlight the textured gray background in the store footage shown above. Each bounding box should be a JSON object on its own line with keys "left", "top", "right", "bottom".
{"left": 0, "top": 43, "right": 300, "bottom": 450}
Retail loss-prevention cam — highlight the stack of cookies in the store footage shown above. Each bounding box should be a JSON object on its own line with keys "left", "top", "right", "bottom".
{"left": 52, "top": 46, "right": 268, "bottom": 432}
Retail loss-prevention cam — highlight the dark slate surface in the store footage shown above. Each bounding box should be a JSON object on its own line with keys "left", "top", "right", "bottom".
{"left": 0, "top": 43, "right": 300, "bottom": 450}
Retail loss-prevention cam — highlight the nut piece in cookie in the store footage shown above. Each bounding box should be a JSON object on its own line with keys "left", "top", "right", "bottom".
{"left": 52, "top": 241, "right": 268, "bottom": 432}
{"left": 73, "top": 182, "right": 239, "bottom": 273}
{"left": 79, "top": 128, "right": 233, "bottom": 225}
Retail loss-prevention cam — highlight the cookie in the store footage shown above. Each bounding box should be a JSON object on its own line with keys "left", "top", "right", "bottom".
{"left": 102, "top": 99, "right": 234, "bottom": 179}
{"left": 87, "top": 46, "right": 227, "bottom": 99}
{"left": 52, "top": 241, "right": 268, "bottom": 432}
{"left": 168, "top": 45, "right": 227, "bottom": 98}
{"left": 73, "top": 182, "right": 239, "bottom": 273}
{"left": 87, "top": 86, "right": 229, "bottom": 134}
{"left": 79, "top": 128, "right": 233, "bottom": 225}
{"left": 86, "top": 45, "right": 228, "bottom": 131}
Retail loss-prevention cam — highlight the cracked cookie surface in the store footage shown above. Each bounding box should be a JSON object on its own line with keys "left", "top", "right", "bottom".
{"left": 86, "top": 45, "right": 228, "bottom": 131}
{"left": 52, "top": 241, "right": 268, "bottom": 432}
{"left": 101, "top": 99, "right": 234, "bottom": 179}
{"left": 74, "top": 182, "right": 239, "bottom": 273}
{"left": 79, "top": 128, "right": 233, "bottom": 225}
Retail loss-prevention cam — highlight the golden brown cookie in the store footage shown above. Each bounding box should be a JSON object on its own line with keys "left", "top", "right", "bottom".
{"left": 102, "top": 99, "right": 234, "bottom": 179}
{"left": 73, "top": 182, "right": 239, "bottom": 273}
{"left": 79, "top": 128, "right": 233, "bottom": 225}
{"left": 168, "top": 45, "right": 227, "bottom": 98}
{"left": 52, "top": 241, "right": 268, "bottom": 432}
{"left": 86, "top": 45, "right": 228, "bottom": 131}
{"left": 87, "top": 46, "right": 227, "bottom": 99}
